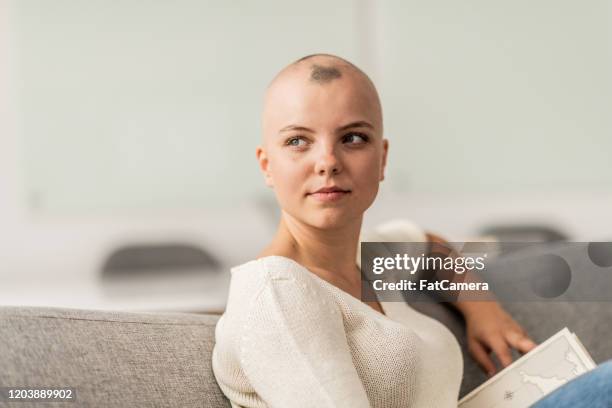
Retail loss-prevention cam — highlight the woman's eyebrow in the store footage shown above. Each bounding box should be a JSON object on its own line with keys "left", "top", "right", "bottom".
{"left": 279, "top": 125, "right": 314, "bottom": 133}
{"left": 279, "top": 121, "right": 373, "bottom": 134}
{"left": 337, "top": 121, "right": 374, "bottom": 131}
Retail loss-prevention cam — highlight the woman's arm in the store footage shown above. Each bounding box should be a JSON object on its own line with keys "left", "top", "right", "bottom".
{"left": 240, "top": 270, "right": 371, "bottom": 407}
{"left": 425, "top": 231, "right": 537, "bottom": 376}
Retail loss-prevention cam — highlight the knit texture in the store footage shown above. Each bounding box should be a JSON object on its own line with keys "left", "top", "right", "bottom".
{"left": 212, "top": 219, "right": 463, "bottom": 407}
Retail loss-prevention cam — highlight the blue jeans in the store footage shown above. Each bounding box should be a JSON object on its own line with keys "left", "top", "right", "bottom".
{"left": 531, "top": 359, "right": 612, "bottom": 407}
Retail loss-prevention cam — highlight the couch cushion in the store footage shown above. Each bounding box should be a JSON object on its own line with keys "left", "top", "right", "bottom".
{"left": 0, "top": 306, "right": 230, "bottom": 408}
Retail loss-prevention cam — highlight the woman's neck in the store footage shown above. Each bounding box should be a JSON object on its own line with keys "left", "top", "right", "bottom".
{"left": 268, "top": 211, "right": 363, "bottom": 290}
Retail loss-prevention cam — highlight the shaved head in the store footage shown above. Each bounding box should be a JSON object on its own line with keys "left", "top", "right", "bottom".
{"left": 261, "top": 54, "right": 383, "bottom": 146}
{"left": 255, "top": 53, "right": 389, "bottom": 230}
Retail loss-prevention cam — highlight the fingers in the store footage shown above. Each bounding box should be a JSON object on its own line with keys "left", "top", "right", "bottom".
{"left": 505, "top": 330, "right": 537, "bottom": 354}
{"left": 469, "top": 340, "right": 496, "bottom": 377}
{"left": 489, "top": 337, "right": 513, "bottom": 368}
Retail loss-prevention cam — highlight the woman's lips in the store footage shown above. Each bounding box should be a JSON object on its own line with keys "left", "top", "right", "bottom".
{"left": 308, "top": 190, "right": 351, "bottom": 202}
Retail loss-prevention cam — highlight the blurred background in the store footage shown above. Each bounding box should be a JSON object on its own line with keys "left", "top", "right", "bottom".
{"left": 1, "top": 0, "right": 610, "bottom": 313}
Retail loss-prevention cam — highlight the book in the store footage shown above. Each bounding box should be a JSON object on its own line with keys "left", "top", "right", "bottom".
{"left": 458, "top": 327, "right": 596, "bottom": 408}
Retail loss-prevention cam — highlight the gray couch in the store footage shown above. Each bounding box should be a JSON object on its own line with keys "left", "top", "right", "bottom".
{"left": 1, "top": 301, "right": 611, "bottom": 407}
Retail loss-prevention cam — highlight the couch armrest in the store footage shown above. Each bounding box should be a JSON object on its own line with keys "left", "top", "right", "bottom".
{"left": 0, "top": 306, "right": 231, "bottom": 408}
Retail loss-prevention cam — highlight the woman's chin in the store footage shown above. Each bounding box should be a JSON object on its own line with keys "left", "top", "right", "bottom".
{"left": 306, "top": 211, "right": 361, "bottom": 230}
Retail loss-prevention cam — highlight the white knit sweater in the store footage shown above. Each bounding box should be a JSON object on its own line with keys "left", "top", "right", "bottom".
{"left": 212, "top": 220, "right": 463, "bottom": 407}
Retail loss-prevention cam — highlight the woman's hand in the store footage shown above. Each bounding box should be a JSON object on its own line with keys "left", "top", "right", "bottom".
{"left": 423, "top": 232, "right": 537, "bottom": 376}
{"left": 463, "top": 301, "right": 537, "bottom": 377}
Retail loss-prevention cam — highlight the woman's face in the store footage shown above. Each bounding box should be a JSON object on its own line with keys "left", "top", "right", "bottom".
{"left": 257, "top": 66, "right": 388, "bottom": 230}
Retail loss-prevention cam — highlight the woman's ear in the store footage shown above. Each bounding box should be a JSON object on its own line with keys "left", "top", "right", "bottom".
{"left": 380, "top": 138, "right": 389, "bottom": 182}
{"left": 256, "top": 146, "right": 274, "bottom": 188}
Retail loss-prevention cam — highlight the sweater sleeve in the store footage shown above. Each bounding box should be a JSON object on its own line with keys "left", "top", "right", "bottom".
{"left": 239, "top": 265, "right": 371, "bottom": 408}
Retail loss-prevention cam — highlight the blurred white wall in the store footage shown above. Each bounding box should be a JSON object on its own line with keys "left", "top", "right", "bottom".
{"left": 1, "top": 0, "right": 610, "bottom": 309}
{"left": 9, "top": 0, "right": 364, "bottom": 212}
{"left": 378, "top": 0, "right": 611, "bottom": 194}
{"left": 7, "top": 0, "right": 612, "bottom": 213}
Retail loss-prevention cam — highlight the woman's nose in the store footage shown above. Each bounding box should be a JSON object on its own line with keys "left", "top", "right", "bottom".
{"left": 314, "top": 146, "right": 343, "bottom": 176}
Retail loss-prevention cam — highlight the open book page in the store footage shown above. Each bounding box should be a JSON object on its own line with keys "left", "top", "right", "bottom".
{"left": 459, "top": 328, "right": 596, "bottom": 408}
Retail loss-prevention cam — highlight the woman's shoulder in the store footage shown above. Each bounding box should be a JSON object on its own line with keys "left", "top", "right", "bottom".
{"left": 221, "top": 256, "right": 337, "bottom": 335}
{"left": 221, "top": 256, "right": 317, "bottom": 316}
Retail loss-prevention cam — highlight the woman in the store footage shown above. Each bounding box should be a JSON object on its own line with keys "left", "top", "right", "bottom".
{"left": 211, "top": 54, "right": 610, "bottom": 407}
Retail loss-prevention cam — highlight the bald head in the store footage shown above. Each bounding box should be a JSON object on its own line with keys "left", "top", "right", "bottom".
{"left": 261, "top": 54, "right": 383, "bottom": 146}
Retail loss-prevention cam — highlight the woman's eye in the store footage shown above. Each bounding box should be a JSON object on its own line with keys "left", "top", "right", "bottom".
{"left": 285, "top": 136, "right": 306, "bottom": 147}
{"left": 286, "top": 136, "right": 307, "bottom": 147}
{"left": 343, "top": 132, "right": 369, "bottom": 144}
